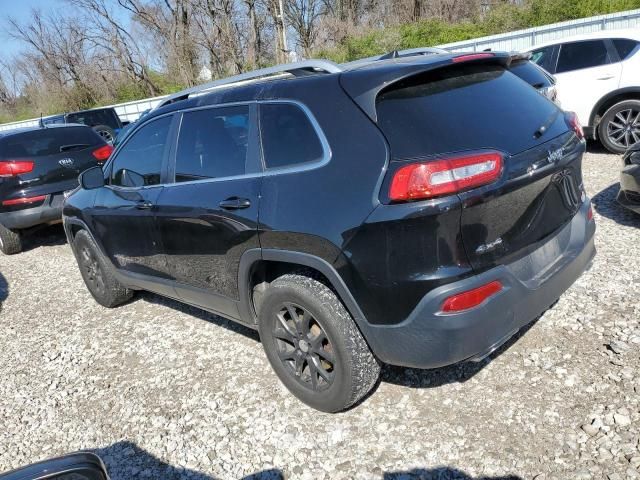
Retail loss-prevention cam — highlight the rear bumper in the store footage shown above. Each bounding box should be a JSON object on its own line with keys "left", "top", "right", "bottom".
{"left": 0, "top": 193, "right": 65, "bottom": 230}
{"left": 618, "top": 164, "right": 640, "bottom": 214}
{"left": 361, "top": 200, "right": 596, "bottom": 369}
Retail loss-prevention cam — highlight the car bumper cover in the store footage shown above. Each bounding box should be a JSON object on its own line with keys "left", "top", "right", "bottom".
{"left": 361, "top": 200, "right": 596, "bottom": 369}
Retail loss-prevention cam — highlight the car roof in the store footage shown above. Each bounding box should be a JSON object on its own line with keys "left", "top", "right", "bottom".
{"left": 0, "top": 123, "right": 91, "bottom": 138}
{"left": 525, "top": 28, "right": 640, "bottom": 51}
{"left": 146, "top": 51, "right": 469, "bottom": 120}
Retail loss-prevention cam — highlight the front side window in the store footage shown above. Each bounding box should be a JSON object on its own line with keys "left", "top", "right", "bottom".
{"left": 259, "top": 103, "right": 324, "bottom": 169}
{"left": 110, "top": 116, "right": 171, "bottom": 187}
{"left": 174, "top": 106, "right": 250, "bottom": 182}
{"left": 556, "top": 40, "right": 610, "bottom": 73}
{"left": 530, "top": 46, "right": 556, "bottom": 73}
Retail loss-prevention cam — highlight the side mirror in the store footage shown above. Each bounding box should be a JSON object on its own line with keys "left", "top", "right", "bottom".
{"left": 80, "top": 166, "right": 105, "bottom": 190}
{"left": 0, "top": 452, "right": 108, "bottom": 480}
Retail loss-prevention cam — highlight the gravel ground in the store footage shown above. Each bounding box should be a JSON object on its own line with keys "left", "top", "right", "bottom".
{"left": 0, "top": 147, "right": 638, "bottom": 480}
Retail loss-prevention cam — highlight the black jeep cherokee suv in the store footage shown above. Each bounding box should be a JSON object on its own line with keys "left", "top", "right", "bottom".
{"left": 0, "top": 124, "right": 112, "bottom": 254}
{"left": 63, "top": 52, "right": 596, "bottom": 412}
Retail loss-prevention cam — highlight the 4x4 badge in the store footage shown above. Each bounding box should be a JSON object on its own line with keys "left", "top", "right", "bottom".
{"left": 58, "top": 158, "right": 75, "bottom": 168}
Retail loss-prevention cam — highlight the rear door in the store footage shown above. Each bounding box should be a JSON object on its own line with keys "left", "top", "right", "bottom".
{"left": 92, "top": 115, "right": 175, "bottom": 282}
{"left": 0, "top": 126, "right": 106, "bottom": 203}
{"left": 154, "top": 104, "right": 261, "bottom": 319}
{"left": 552, "top": 39, "right": 621, "bottom": 124}
{"left": 374, "top": 62, "right": 585, "bottom": 272}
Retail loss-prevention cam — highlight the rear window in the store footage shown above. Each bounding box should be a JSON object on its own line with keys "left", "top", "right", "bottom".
{"left": 509, "top": 60, "right": 553, "bottom": 88}
{"left": 376, "top": 64, "right": 567, "bottom": 159}
{"left": 66, "top": 109, "right": 120, "bottom": 128}
{"left": 613, "top": 38, "right": 639, "bottom": 60}
{"left": 0, "top": 127, "right": 103, "bottom": 159}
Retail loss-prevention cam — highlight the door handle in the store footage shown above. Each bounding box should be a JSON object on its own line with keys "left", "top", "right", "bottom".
{"left": 136, "top": 200, "right": 154, "bottom": 210}
{"left": 597, "top": 75, "right": 615, "bottom": 80}
{"left": 219, "top": 197, "right": 251, "bottom": 210}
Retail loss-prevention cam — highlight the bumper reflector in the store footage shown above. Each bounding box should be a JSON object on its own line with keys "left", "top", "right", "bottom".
{"left": 441, "top": 280, "right": 503, "bottom": 313}
{"left": 2, "top": 195, "right": 47, "bottom": 206}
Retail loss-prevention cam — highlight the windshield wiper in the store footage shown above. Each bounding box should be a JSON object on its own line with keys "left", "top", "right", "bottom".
{"left": 534, "top": 109, "right": 561, "bottom": 139}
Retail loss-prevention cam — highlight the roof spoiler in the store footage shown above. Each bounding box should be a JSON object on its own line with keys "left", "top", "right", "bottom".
{"left": 339, "top": 51, "right": 511, "bottom": 122}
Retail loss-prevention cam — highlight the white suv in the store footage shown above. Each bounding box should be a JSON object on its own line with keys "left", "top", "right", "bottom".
{"left": 527, "top": 29, "right": 640, "bottom": 153}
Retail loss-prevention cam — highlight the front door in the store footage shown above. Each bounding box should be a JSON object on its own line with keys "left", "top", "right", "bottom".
{"left": 154, "top": 104, "right": 262, "bottom": 319}
{"left": 92, "top": 115, "right": 175, "bottom": 283}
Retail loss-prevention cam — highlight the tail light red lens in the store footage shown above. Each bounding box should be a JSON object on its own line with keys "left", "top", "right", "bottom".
{"left": 587, "top": 204, "right": 594, "bottom": 222}
{"left": 92, "top": 144, "right": 114, "bottom": 162}
{"left": 452, "top": 53, "right": 495, "bottom": 63}
{"left": 389, "top": 152, "right": 503, "bottom": 202}
{"left": 2, "top": 194, "right": 47, "bottom": 206}
{"left": 566, "top": 112, "right": 584, "bottom": 140}
{"left": 441, "top": 280, "right": 503, "bottom": 313}
{"left": 0, "top": 160, "right": 34, "bottom": 178}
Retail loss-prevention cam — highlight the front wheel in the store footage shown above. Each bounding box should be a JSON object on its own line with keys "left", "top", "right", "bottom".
{"left": 258, "top": 273, "right": 380, "bottom": 412}
{"left": 74, "top": 230, "right": 133, "bottom": 307}
{"left": 598, "top": 100, "right": 640, "bottom": 154}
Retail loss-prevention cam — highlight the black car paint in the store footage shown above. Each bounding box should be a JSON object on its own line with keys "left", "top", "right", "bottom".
{"left": 0, "top": 125, "right": 106, "bottom": 230}
{"left": 64, "top": 52, "right": 595, "bottom": 368}
{"left": 617, "top": 145, "right": 640, "bottom": 214}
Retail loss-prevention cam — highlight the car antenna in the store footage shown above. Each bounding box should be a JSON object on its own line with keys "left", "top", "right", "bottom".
{"left": 39, "top": 113, "right": 44, "bottom": 128}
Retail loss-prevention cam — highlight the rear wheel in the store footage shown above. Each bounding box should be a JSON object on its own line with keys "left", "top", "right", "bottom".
{"left": 0, "top": 224, "right": 22, "bottom": 255}
{"left": 258, "top": 273, "right": 380, "bottom": 412}
{"left": 598, "top": 100, "right": 640, "bottom": 154}
{"left": 74, "top": 230, "right": 133, "bottom": 307}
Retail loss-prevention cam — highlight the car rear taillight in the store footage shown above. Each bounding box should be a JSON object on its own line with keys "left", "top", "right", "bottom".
{"left": 389, "top": 152, "right": 503, "bottom": 202}
{"left": 0, "top": 160, "right": 34, "bottom": 178}
{"left": 441, "top": 280, "right": 503, "bottom": 313}
{"left": 565, "top": 112, "right": 584, "bottom": 140}
{"left": 587, "top": 204, "right": 594, "bottom": 222}
{"left": 452, "top": 53, "right": 495, "bottom": 63}
{"left": 92, "top": 144, "right": 114, "bottom": 163}
{"left": 2, "top": 194, "right": 47, "bottom": 206}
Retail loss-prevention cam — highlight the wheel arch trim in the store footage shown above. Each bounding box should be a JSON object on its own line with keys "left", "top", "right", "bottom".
{"left": 237, "top": 248, "right": 371, "bottom": 331}
{"left": 589, "top": 87, "right": 640, "bottom": 129}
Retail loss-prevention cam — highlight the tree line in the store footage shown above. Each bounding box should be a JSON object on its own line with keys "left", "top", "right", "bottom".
{"left": 1, "top": 0, "right": 639, "bottom": 123}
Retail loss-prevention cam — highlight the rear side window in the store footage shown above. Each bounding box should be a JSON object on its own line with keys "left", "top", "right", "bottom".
{"left": 509, "top": 60, "right": 553, "bottom": 88}
{"left": 259, "top": 103, "right": 324, "bottom": 169}
{"left": 613, "top": 38, "right": 639, "bottom": 60}
{"left": 556, "top": 40, "right": 610, "bottom": 73}
{"left": 110, "top": 116, "right": 171, "bottom": 187}
{"left": 175, "top": 105, "right": 249, "bottom": 182}
{"left": 376, "top": 64, "right": 566, "bottom": 159}
{"left": 0, "top": 127, "right": 103, "bottom": 159}
{"left": 530, "top": 46, "right": 556, "bottom": 73}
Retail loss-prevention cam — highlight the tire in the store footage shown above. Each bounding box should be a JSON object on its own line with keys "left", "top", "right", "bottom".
{"left": 0, "top": 224, "right": 22, "bottom": 255}
{"left": 258, "top": 273, "right": 380, "bottom": 412}
{"left": 598, "top": 99, "right": 640, "bottom": 154}
{"left": 92, "top": 125, "right": 116, "bottom": 144}
{"left": 73, "top": 230, "right": 133, "bottom": 307}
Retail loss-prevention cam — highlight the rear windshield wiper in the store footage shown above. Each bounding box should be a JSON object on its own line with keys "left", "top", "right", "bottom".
{"left": 534, "top": 109, "right": 561, "bottom": 139}
{"left": 59, "top": 143, "right": 90, "bottom": 152}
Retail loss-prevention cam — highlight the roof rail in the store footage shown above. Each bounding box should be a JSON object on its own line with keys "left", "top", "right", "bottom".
{"left": 156, "top": 59, "right": 343, "bottom": 109}
{"left": 341, "top": 47, "right": 449, "bottom": 69}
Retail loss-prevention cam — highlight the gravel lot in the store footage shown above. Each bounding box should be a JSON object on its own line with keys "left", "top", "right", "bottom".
{"left": 0, "top": 147, "right": 638, "bottom": 480}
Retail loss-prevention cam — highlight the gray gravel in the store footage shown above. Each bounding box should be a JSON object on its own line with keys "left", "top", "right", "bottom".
{"left": 0, "top": 147, "right": 639, "bottom": 480}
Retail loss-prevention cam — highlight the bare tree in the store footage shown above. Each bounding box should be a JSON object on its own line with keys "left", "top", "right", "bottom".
{"left": 66, "top": 0, "right": 160, "bottom": 96}
{"left": 286, "top": 0, "right": 326, "bottom": 58}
